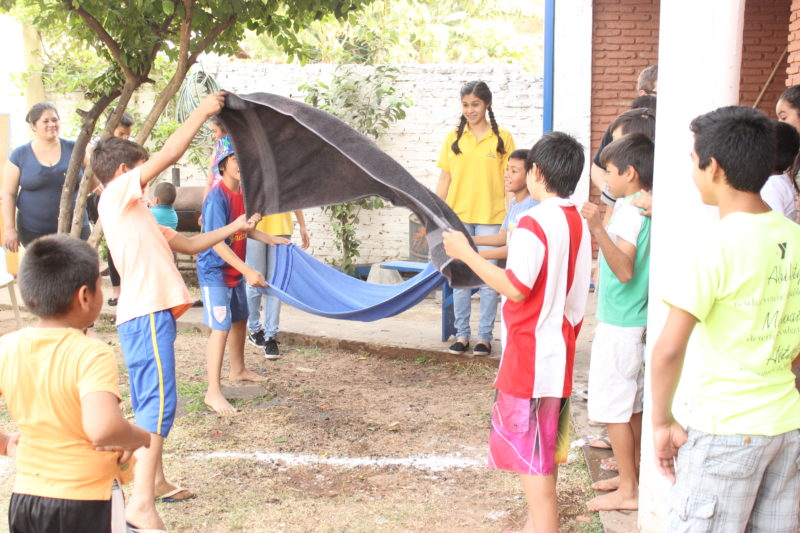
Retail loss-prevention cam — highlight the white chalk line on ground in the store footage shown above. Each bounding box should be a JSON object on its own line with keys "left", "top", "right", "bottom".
{"left": 180, "top": 451, "right": 485, "bottom": 472}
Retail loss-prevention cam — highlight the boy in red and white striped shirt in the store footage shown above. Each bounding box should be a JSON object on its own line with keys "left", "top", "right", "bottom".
{"left": 443, "top": 131, "right": 591, "bottom": 533}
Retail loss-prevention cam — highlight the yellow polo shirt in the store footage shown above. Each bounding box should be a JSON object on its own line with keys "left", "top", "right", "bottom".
{"left": 437, "top": 127, "right": 515, "bottom": 225}
{"left": 0, "top": 328, "right": 122, "bottom": 500}
{"left": 256, "top": 212, "right": 293, "bottom": 236}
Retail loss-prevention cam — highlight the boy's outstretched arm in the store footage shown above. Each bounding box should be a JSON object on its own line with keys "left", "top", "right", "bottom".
{"left": 581, "top": 202, "right": 636, "bottom": 283}
{"left": 442, "top": 230, "right": 525, "bottom": 302}
{"left": 651, "top": 305, "right": 697, "bottom": 484}
{"left": 211, "top": 240, "right": 267, "bottom": 288}
{"left": 247, "top": 228, "right": 291, "bottom": 248}
{"left": 473, "top": 231, "right": 506, "bottom": 247}
{"left": 169, "top": 213, "right": 258, "bottom": 255}
{"left": 138, "top": 92, "right": 226, "bottom": 187}
{"left": 82, "top": 391, "right": 151, "bottom": 452}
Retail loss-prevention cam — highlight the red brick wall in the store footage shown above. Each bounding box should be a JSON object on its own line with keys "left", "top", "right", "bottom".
{"left": 741, "top": 0, "right": 791, "bottom": 114}
{"left": 788, "top": 0, "right": 800, "bottom": 85}
{"left": 590, "top": 0, "right": 790, "bottom": 178}
{"left": 590, "top": 0, "right": 660, "bottom": 193}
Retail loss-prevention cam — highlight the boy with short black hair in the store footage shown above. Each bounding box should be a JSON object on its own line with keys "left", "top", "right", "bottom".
{"left": 443, "top": 131, "right": 591, "bottom": 533}
{"left": 472, "top": 148, "right": 538, "bottom": 261}
{"left": 149, "top": 181, "right": 178, "bottom": 230}
{"left": 93, "top": 92, "right": 260, "bottom": 531}
{"left": 0, "top": 234, "right": 151, "bottom": 532}
{"left": 580, "top": 132, "right": 654, "bottom": 512}
{"left": 652, "top": 106, "right": 800, "bottom": 532}
{"left": 198, "top": 137, "right": 289, "bottom": 415}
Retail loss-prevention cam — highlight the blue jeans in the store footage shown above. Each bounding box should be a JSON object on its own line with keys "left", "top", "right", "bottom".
{"left": 454, "top": 223, "right": 500, "bottom": 342}
{"left": 245, "top": 237, "right": 288, "bottom": 338}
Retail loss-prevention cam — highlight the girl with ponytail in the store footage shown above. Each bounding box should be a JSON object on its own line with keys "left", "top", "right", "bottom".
{"left": 435, "top": 80, "right": 516, "bottom": 356}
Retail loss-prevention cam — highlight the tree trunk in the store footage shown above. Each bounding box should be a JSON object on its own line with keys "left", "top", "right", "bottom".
{"left": 56, "top": 90, "right": 119, "bottom": 233}
{"left": 68, "top": 80, "right": 142, "bottom": 236}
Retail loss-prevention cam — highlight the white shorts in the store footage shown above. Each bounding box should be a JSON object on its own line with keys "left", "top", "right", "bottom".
{"left": 587, "top": 322, "right": 645, "bottom": 423}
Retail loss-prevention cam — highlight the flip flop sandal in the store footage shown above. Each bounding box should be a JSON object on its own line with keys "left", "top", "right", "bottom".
{"left": 155, "top": 486, "right": 196, "bottom": 503}
{"left": 126, "top": 523, "right": 167, "bottom": 533}
{"left": 588, "top": 436, "right": 612, "bottom": 450}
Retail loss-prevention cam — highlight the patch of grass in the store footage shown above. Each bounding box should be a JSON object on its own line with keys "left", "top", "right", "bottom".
{"left": 415, "top": 356, "right": 430, "bottom": 365}
{"left": 177, "top": 380, "right": 208, "bottom": 413}
{"left": 296, "top": 345, "right": 322, "bottom": 359}
{"left": 231, "top": 392, "right": 276, "bottom": 409}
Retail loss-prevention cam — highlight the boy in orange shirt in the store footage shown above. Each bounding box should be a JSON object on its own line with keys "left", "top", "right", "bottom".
{"left": 0, "top": 235, "right": 151, "bottom": 532}
{"left": 91, "top": 92, "right": 258, "bottom": 532}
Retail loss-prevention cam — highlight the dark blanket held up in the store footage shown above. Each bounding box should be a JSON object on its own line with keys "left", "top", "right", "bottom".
{"left": 218, "top": 92, "right": 482, "bottom": 289}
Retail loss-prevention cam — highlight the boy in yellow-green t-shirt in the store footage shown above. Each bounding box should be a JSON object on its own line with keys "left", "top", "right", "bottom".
{"left": 651, "top": 106, "right": 800, "bottom": 532}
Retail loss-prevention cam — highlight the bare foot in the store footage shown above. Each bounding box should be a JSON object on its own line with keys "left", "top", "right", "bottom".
{"left": 587, "top": 489, "right": 638, "bottom": 511}
{"left": 591, "top": 475, "right": 620, "bottom": 491}
{"left": 125, "top": 496, "right": 166, "bottom": 531}
{"left": 230, "top": 369, "right": 267, "bottom": 382}
{"left": 204, "top": 391, "right": 238, "bottom": 415}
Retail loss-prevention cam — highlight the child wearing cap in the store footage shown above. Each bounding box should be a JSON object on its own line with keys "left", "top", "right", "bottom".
{"left": 198, "top": 135, "right": 290, "bottom": 414}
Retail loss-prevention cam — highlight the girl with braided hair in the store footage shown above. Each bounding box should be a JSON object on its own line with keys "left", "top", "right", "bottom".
{"left": 436, "top": 80, "right": 516, "bottom": 356}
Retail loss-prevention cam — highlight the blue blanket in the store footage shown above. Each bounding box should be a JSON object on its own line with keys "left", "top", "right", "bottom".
{"left": 260, "top": 244, "right": 443, "bottom": 321}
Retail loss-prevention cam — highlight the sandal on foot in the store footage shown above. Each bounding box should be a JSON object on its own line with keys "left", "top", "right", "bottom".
{"left": 127, "top": 523, "right": 167, "bottom": 533}
{"left": 588, "top": 436, "right": 612, "bottom": 450}
{"left": 155, "top": 486, "right": 196, "bottom": 503}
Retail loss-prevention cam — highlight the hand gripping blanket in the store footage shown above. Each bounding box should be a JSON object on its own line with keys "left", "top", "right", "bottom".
{"left": 218, "top": 92, "right": 481, "bottom": 290}
{"left": 259, "top": 244, "right": 444, "bottom": 321}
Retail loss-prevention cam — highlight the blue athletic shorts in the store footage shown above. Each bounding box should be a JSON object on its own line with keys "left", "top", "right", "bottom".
{"left": 201, "top": 284, "right": 248, "bottom": 330}
{"left": 117, "top": 310, "right": 177, "bottom": 437}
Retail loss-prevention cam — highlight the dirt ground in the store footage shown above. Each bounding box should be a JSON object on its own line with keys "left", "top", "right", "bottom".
{"left": 0, "top": 313, "right": 603, "bottom": 533}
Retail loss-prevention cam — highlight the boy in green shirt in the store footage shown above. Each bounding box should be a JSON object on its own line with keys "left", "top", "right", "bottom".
{"left": 652, "top": 106, "right": 800, "bottom": 532}
{"left": 580, "top": 133, "right": 654, "bottom": 512}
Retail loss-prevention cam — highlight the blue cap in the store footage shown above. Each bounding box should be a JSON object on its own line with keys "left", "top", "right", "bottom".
{"left": 212, "top": 135, "right": 235, "bottom": 176}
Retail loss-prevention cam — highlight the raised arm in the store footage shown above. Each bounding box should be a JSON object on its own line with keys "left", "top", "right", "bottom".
{"left": 138, "top": 92, "right": 225, "bottom": 188}
{"left": 581, "top": 202, "right": 636, "bottom": 283}
{"left": 2, "top": 161, "right": 20, "bottom": 252}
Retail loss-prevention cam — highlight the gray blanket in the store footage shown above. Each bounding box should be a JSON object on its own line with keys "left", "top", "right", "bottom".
{"left": 219, "top": 92, "right": 481, "bottom": 288}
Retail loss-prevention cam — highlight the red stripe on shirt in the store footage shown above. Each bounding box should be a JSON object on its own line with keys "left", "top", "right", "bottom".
{"left": 560, "top": 205, "right": 585, "bottom": 397}
{"left": 497, "top": 220, "right": 549, "bottom": 398}
{"left": 506, "top": 270, "right": 531, "bottom": 297}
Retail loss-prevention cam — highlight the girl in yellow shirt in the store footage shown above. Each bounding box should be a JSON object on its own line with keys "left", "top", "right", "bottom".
{"left": 436, "top": 81, "right": 515, "bottom": 355}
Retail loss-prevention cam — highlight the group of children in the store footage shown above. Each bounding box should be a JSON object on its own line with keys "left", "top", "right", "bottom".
{"left": 1, "top": 74, "right": 799, "bottom": 533}
{"left": 442, "top": 69, "right": 799, "bottom": 532}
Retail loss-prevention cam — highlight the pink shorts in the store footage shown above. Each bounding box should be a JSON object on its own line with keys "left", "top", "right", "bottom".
{"left": 488, "top": 392, "right": 570, "bottom": 476}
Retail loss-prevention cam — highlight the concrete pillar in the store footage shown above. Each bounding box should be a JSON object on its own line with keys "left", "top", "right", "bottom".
{"left": 638, "top": 2, "right": 746, "bottom": 531}
{"left": 552, "top": 0, "right": 594, "bottom": 203}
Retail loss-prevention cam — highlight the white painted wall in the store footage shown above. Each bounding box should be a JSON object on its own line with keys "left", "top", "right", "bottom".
{"left": 553, "top": 0, "right": 593, "bottom": 203}
{"left": 0, "top": 16, "right": 34, "bottom": 150}
{"left": 638, "top": 2, "right": 746, "bottom": 531}
{"left": 45, "top": 61, "right": 542, "bottom": 264}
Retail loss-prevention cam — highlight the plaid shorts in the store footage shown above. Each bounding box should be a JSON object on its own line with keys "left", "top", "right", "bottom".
{"left": 487, "top": 393, "right": 570, "bottom": 476}
{"left": 668, "top": 427, "right": 800, "bottom": 533}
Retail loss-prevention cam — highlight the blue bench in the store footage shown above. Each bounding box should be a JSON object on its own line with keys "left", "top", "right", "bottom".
{"left": 380, "top": 260, "right": 476, "bottom": 342}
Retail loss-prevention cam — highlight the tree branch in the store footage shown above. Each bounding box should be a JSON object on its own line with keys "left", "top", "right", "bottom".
{"left": 60, "top": 0, "right": 136, "bottom": 81}
{"left": 188, "top": 14, "right": 237, "bottom": 65}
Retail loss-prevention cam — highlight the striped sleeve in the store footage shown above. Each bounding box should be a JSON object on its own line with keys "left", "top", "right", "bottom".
{"left": 506, "top": 214, "right": 546, "bottom": 296}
